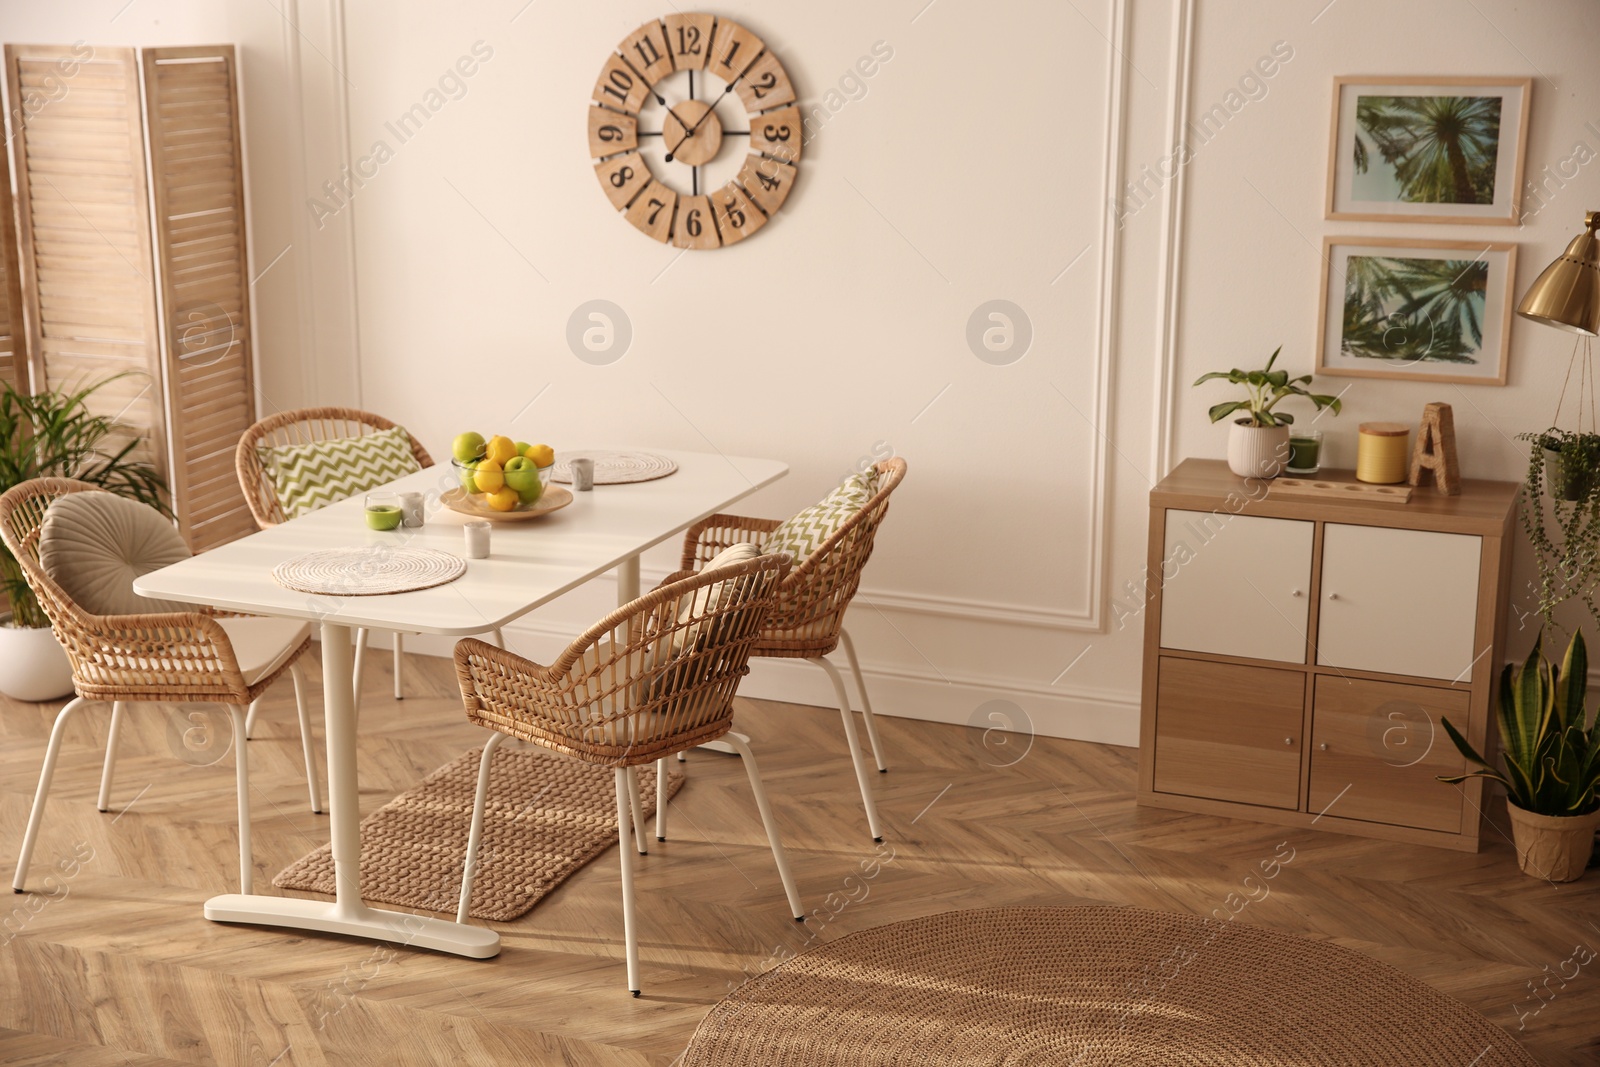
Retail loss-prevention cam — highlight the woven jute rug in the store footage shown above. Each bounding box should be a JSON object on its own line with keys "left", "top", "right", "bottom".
{"left": 274, "top": 745, "right": 683, "bottom": 921}
{"left": 682, "top": 906, "right": 1538, "bottom": 1066}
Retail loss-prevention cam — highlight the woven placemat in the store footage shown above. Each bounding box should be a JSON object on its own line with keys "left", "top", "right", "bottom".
{"left": 274, "top": 745, "right": 683, "bottom": 921}
{"left": 272, "top": 546, "right": 466, "bottom": 596}
{"left": 683, "top": 906, "right": 1539, "bottom": 1066}
{"left": 550, "top": 450, "right": 678, "bottom": 485}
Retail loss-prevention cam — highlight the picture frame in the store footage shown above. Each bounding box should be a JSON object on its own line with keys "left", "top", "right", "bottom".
{"left": 1315, "top": 236, "right": 1517, "bottom": 386}
{"left": 1325, "top": 76, "right": 1531, "bottom": 225}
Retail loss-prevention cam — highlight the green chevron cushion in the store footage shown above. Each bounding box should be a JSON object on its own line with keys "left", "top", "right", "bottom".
{"left": 766, "top": 469, "right": 879, "bottom": 565}
{"left": 258, "top": 427, "right": 421, "bottom": 519}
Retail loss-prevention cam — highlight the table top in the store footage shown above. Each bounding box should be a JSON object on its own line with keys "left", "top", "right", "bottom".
{"left": 135, "top": 449, "right": 787, "bottom": 635}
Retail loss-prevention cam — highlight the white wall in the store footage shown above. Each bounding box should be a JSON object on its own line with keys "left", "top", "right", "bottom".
{"left": 5, "top": 0, "right": 1591, "bottom": 744}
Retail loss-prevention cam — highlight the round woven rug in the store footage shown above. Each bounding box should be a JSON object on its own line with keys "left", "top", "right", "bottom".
{"left": 272, "top": 546, "right": 467, "bottom": 596}
{"left": 682, "top": 906, "right": 1537, "bottom": 1066}
{"left": 549, "top": 449, "right": 678, "bottom": 485}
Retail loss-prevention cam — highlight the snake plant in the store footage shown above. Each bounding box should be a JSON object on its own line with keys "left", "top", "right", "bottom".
{"left": 1439, "top": 630, "right": 1600, "bottom": 817}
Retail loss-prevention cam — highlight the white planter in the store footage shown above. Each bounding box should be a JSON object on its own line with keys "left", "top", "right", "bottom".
{"left": 1227, "top": 420, "right": 1291, "bottom": 480}
{"left": 0, "top": 617, "right": 75, "bottom": 702}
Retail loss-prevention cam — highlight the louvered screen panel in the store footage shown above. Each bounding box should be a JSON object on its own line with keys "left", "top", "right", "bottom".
{"left": 144, "top": 46, "right": 256, "bottom": 551}
{"left": 5, "top": 45, "right": 166, "bottom": 481}
{"left": 0, "top": 130, "right": 24, "bottom": 393}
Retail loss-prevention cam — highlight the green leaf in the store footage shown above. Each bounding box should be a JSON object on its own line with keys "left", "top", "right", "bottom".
{"left": 1264, "top": 370, "right": 1289, "bottom": 389}
{"left": 1192, "top": 371, "right": 1233, "bottom": 386}
{"left": 1264, "top": 345, "right": 1282, "bottom": 371}
{"left": 1273, "top": 412, "right": 1294, "bottom": 425}
{"left": 1207, "top": 401, "right": 1247, "bottom": 424}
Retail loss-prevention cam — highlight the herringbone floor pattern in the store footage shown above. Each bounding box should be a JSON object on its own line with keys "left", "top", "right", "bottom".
{"left": 1, "top": 649, "right": 1594, "bottom": 1065}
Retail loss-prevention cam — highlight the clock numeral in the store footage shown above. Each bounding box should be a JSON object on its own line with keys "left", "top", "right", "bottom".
{"left": 711, "top": 20, "right": 763, "bottom": 78}
{"left": 749, "top": 106, "right": 802, "bottom": 164}
{"left": 625, "top": 180, "right": 678, "bottom": 243}
{"left": 594, "top": 153, "right": 649, "bottom": 210}
{"left": 619, "top": 23, "right": 673, "bottom": 85}
{"left": 734, "top": 52, "right": 795, "bottom": 112}
{"left": 736, "top": 153, "right": 796, "bottom": 216}
{"left": 592, "top": 54, "right": 648, "bottom": 113}
{"left": 671, "top": 194, "right": 721, "bottom": 250}
{"left": 663, "top": 13, "right": 714, "bottom": 72}
{"left": 588, "top": 109, "right": 638, "bottom": 158}
{"left": 709, "top": 181, "right": 766, "bottom": 246}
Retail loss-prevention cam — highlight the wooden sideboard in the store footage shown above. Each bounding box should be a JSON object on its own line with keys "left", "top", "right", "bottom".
{"left": 1137, "top": 459, "right": 1519, "bottom": 852}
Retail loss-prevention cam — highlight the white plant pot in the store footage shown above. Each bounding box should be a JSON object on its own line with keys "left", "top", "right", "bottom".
{"left": 0, "top": 616, "right": 75, "bottom": 702}
{"left": 1227, "top": 420, "right": 1291, "bottom": 480}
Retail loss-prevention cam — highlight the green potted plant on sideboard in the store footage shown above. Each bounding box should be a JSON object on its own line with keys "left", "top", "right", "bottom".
{"left": 0, "top": 377, "right": 168, "bottom": 701}
{"left": 1438, "top": 629, "right": 1600, "bottom": 882}
{"left": 1193, "top": 346, "right": 1343, "bottom": 479}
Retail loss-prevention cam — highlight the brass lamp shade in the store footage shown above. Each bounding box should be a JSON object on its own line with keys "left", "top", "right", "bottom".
{"left": 1517, "top": 210, "right": 1600, "bottom": 335}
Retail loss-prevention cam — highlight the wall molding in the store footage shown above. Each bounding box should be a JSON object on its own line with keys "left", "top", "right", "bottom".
{"left": 1151, "top": 0, "right": 1196, "bottom": 480}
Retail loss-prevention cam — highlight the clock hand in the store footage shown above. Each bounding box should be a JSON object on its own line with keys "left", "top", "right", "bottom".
{"left": 664, "top": 82, "right": 739, "bottom": 161}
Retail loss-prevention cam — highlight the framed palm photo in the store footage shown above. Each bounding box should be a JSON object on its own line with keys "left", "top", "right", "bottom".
{"left": 1326, "top": 76, "right": 1531, "bottom": 224}
{"left": 1315, "top": 237, "right": 1517, "bottom": 385}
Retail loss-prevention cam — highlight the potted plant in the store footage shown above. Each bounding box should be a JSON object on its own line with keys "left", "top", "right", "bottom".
{"left": 1193, "top": 346, "right": 1343, "bottom": 479}
{"left": 0, "top": 377, "right": 167, "bottom": 701}
{"left": 1532, "top": 428, "right": 1600, "bottom": 502}
{"left": 1517, "top": 426, "right": 1600, "bottom": 631}
{"left": 1438, "top": 630, "right": 1600, "bottom": 882}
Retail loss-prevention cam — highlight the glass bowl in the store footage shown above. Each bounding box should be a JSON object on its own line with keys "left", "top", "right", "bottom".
{"left": 451, "top": 457, "right": 553, "bottom": 512}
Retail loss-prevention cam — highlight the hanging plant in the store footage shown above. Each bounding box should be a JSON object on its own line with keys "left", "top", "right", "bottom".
{"left": 1518, "top": 338, "right": 1600, "bottom": 630}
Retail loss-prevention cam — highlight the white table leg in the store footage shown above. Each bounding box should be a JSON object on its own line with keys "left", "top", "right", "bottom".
{"left": 616, "top": 554, "right": 640, "bottom": 607}
{"left": 203, "top": 620, "right": 500, "bottom": 958}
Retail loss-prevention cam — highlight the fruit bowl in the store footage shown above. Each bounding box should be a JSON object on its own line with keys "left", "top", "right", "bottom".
{"left": 448, "top": 458, "right": 563, "bottom": 519}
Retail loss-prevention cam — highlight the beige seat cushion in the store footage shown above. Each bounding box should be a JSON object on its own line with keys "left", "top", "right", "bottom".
{"left": 39, "top": 491, "right": 194, "bottom": 616}
{"left": 216, "top": 617, "right": 312, "bottom": 685}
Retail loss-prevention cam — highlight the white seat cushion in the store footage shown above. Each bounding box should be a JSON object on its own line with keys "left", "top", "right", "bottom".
{"left": 38, "top": 491, "right": 194, "bottom": 616}
{"left": 217, "top": 617, "right": 311, "bottom": 685}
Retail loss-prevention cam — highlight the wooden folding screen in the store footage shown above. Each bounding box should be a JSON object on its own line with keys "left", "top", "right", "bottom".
{"left": 0, "top": 130, "right": 23, "bottom": 393}
{"left": 143, "top": 46, "right": 257, "bottom": 550}
{"left": 4, "top": 43, "right": 256, "bottom": 550}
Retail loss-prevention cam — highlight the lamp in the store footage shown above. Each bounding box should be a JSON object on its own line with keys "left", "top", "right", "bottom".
{"left": 1517, "top": 210, "right": 1600, "bottom": 336}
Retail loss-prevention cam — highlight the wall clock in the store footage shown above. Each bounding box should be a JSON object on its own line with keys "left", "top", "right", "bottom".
{"left": 588, "top": 14, "right": 799, "bottom": 249}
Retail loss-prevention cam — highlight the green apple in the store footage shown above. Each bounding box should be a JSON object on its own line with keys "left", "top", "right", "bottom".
{"left": 514, "top": 440, "right": 532, "bottom": 456}
{"left": 503, "top": 455, "right": 543, "bottom": 503}
{"left": 452, "top": 431, "right": 486, "bottom": 463}
{"left": 458, "top": 465, "right": 480, "bottom": 494}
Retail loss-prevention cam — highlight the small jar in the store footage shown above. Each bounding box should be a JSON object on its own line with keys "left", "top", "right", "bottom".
{"left": 464, "top": 520, "right": 491, "bottom": 559}
{"left": 364, "top": 492, "right": 403, "bottom": 531}
{"left": 1356, "top": 422, "right": 1410, "bottom": 484}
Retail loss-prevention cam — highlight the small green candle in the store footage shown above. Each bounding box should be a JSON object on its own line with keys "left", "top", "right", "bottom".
{"left": 1288, "top": 432, "right": 1322, "bottom": 473}
{"left": 365, "top": 505, "right": 403, "bottom": 531}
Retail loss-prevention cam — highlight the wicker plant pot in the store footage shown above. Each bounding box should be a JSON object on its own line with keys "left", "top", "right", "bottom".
{"left": 1227, "top": 420, "right": 1290, "bottom": 480}
{"left": 0, "top": 616, "right": 75, "bottom": 702}
{"left": 1506, "top": 803, "right": 1600, "bottom": 882}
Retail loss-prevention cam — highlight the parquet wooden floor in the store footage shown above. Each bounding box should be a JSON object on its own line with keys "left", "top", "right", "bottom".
{"left": 2, "top": 648, "right": 1595, "bottom": 1065}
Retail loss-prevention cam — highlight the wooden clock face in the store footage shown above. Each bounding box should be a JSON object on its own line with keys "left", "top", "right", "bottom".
{"left": 589, "top": 14, "right": 799, "bottom": 249}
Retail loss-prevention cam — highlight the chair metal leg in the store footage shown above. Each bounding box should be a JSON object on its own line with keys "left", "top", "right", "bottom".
{"left": 393, "top": 632, "right": 405, "bottom": 700}
{"left": 456, "top": 733, "right": 507, "bottom": 924}
{"left": 614, "top": 767, "right": 642, "bottom": 996}
{"left": 655, "top": 758, "right": 668, "bottom": 842}
{"left": 244, "top": 696, "right": 263, "bottom": 740}
{"left": 97, "top": 701, "right": 125, "bottom": 812}
{"left": 14, "top": 697, "right": 89, "bottom": 892}
{"left": 627, "top": 766, "right": 648, "bottom": 855}
{"left": 838, "top": 628, "right": 887, "bottom": 773}
{"left": 352, "top": 627, "right": 369, "bottom": 724}
{"left": 226, "top": 704, "right": 253, "bottom": 894}
{"left": 813, "top": 658, "right": 885, "bottom": 841}
{"left": 290, "top": 663, "right": 322, "bottom": 814}
{"left": 723, "top": 732, "right": 804, "bottom": 920}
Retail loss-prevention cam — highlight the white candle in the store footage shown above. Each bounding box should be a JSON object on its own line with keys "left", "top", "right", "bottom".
{"left": 464, "top": 521, "right": 491, "bottom": 559}
{"left": 399, "top": 491, "right": 424, "bottom": 527}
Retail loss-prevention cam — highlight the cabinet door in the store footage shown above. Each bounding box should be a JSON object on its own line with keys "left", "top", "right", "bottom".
{"left": 1317, "top": 524, "right": 1481, "bottom": 681}
{"left": 1153, "top": 658, "right": 1304, "bottom": 809}
{"left": 1309, "top": 677, "right": 1470, "bottom": 832}
{"left": 1159, "top": 511, "right": 1314, "bottom": 663}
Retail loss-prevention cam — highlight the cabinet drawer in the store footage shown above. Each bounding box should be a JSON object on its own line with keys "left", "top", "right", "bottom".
{"left": 1309, "top": 677, "right": 1470, "bottom": 832}
{"left": 1316, "top": 524, "right": 1481, "bottom": 681}
{"left": 1159, "top": 511, "right": 1313, "bottom": 663}
{"left": 1153, "top": 658, "right": 1304, "bottom": 809}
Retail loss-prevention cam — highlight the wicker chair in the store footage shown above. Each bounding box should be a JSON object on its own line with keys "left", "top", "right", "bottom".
{"left": 236, "top": 406, "right": 502, "bottom": 712}
{"left": 675, "top": 458, "right": 907, "bottom": 841}
{"left": 453, "top": 554, "right": 802, "bottom": 995}
{"left": 0, "top": 478, "right": 321, "bottom": 896}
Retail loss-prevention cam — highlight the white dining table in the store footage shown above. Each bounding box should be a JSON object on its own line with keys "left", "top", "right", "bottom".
{"left": 134, "top": 448, "right": 786, "bottom": 958}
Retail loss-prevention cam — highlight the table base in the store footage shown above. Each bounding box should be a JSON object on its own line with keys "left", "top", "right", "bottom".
{"left": 204, "top": 894, "right": 501, "bottom": 958}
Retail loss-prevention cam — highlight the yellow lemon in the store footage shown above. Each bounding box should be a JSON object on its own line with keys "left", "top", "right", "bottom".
{"left": 485, "top": 486, "right": 519, "bottom": 512}
{"left": 473, "top": 459, "right": 505, "bottom": 494}
{"left": 525, "top": 443, "right": 555, "bottom": 468}
{"left": 485, "top": 435, "right": 518, "bottom": 466}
